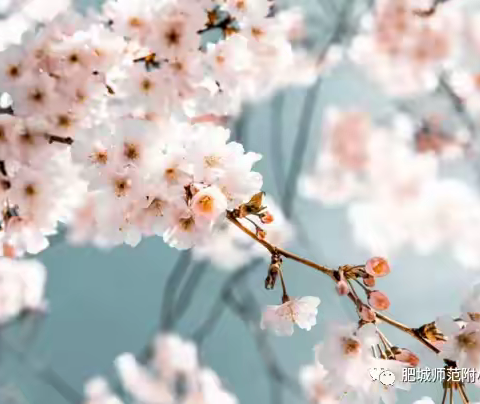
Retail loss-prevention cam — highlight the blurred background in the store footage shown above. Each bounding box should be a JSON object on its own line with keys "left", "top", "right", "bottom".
{"left": 1, "top": 0, "right": 480, "bottom": 403}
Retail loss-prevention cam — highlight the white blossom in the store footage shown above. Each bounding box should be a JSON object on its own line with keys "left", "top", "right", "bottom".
{"left": 260, "top": 296, "right": 321, "bottom": 336}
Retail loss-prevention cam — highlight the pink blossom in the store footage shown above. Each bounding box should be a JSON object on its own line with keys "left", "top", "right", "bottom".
{"left": 260, "top": 296, "right": 321, "bottom": 336}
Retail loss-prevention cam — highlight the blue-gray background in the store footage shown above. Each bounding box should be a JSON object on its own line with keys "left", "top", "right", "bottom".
{"left": 2, "top": 1, "right": 480, "bottom": 403}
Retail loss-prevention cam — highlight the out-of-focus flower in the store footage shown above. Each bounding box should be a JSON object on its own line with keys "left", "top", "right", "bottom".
{"left": 83, "top": 378, "right": 124, "bottom": 404}
{"left": 299, "top": 363, "right": 339, "bottom": 404}
{"left": 0, "top": 257, "right": 47, "bottom": 323}
{"left": 348, "top": 0, "right": 461, "bottom": 97}
{"left": 300, "top": 108, "right": 480, "bottom": 269}
{"left": 84, "top": 334, "right": 238, "bottom": 404}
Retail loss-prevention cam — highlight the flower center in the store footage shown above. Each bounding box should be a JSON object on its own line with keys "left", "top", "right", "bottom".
{"left": 457, "top": 331, "right": 480, "bottom": 351}
{"left": 165, "top": 27, "right": 181, "bottom": 46}
{"left": 179, "top": 216, "right": 195, "bottom": 232}
{"left": 196, "top": 195, "right": 214, "bottom": 213}
{"left": 114, "top": 177, "right": 131, "bottom": 197}
{"left": 123, "top": 142, "right": 140, "bottom": 161}
{"left": 341, "top": 337, "right": 360, "bottom": 356}
{"left": 23, "top": 183, "right": 37, "bottom": 198}
{"left": 147, "top": 198, "right": 165, "bottom": 216}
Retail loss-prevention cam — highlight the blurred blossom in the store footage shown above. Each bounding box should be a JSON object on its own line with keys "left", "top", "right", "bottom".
{"left": 0, "top": 257, "right": 47, "bottom": 324}
{"left": 348, "top": 0, "right": 461, "bottom": 97}
{"left": 300, "top": 107, "right": 480, "bottom": 269}
{"left": 0, "top": 0, "right": 71, "bottom": 51}
{"left": 84, "top": 334, "right": 238, "bottom": 404}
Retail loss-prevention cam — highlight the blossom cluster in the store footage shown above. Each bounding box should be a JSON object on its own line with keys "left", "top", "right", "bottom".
{"left": 299, "top": 323, "right": 413, "bottom": 404}
{"left": 84, "top": 334, "right": 238, "bottom": 404}
{"left": 0, "top": 257, "right": 47, "bottom": 324}
{"left": 0, "top": 0, "right": 316, "bottom": 258}
{"left": 300, "top": 108, "right": 480, "bottom": 268}
{"left": 348, "top": 0, "right": 469, "bottom": 97}
{"left": 0, "top": 0, "right": 317, "bottom": 313}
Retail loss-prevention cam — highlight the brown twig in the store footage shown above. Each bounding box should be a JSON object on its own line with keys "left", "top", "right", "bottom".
{"left": 46, "top": 135, "right": 74, "bottom": 145}
{"left": 227, "top": 209, "right": 443, "bottom": 356}
{"left": 226, "top": 212, "right": 334, "bottom": 277}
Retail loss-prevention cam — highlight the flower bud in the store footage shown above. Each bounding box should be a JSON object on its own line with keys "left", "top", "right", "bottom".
{"left": 365, "top": 257, "right": 390, "bottom": 278}
{"left": 336, "top": 280, "right": 349, "bottom": 296}
{"left": 265, "top": 255, "right": 282, "bottom": 290}
{"left": 2, "top": 243, "right": 15, "bottom": 258}
{"left": 391, "top": 347, "right": 419, "bottom": 367}
{"left": 368, "top": 290, "right": 390, "bottom": 311}
{"left": 363, "top": 275, "right": 375, "bottom": 287}
{"left": 257, "top": 228, "right": 266, "bottom": 239}
{"left": 259, "top": 211, "right": 274, "bottom": 224}
{"left": 359, "top": 304, "right": 376, "bottom": 322}
{"left": 265, "top": 263, "right": 280, "bottom": 290}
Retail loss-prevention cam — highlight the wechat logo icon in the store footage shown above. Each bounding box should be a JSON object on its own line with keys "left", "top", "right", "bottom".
{"left": 369, "top": 368, "right": 396, "bottom": 386}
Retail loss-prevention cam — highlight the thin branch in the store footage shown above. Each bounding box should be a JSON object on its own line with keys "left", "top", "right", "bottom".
{"left": 226, "top": 212, "right": 334, "bottom": 277}
{"left": 46, "top": 135, "right": 74, "bottom": 145}
{"left": 227, "top": 209, "right": 442, "bottom": 355}
{"left": 0, "top": 161, "right": 6, "bottom": 176}
{"left": 1, "top": 337, "right": 81, "bottom": 403}
{"left": 270, "top": 92, "right": 286, "bottom": 194}
{"left": 160, "top": 250, "right": 192, "bottom": 331}
{"left": 223, "top": 290, "right": 303, "bottom": 399}
{"left": 458, "top": 383, "right": 470, "bottom": 404}
{"left": 282, "top": 80, "right": 321, "bottom": 218}
{"left": 170, "top": 261, "right": 208, "bottom": 326}
{"left": 192, "top": 259, "right": 263, "bottom": 345}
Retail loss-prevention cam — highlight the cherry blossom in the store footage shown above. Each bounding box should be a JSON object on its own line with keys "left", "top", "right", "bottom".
{"left": 0, "top": 257, "right": 47, "bottom": 324}
{"left": 299, "top": 363, "right": 339, "bottom": 404}
{"left": 300, "top": 322, "right": 414, "bottom": 404}
{"left": 84, "top": 334, "right": 238, "bottom": 404}
{"left": 348, "top": 0, "right": 461, "bottom": 97}
{"left": 84, "top": 378, "right": 124, "bottom": 404}
{"left": 260, "top": 296, "right": 321, "bottom": 336}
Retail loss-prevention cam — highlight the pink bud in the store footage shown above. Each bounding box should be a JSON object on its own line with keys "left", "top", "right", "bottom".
{"left": 365, "top": 257, "right": 390, "bottom": 277}
{"left": 257, "top": 229, "right": 266, "bottom": 240}
{"left": 363, "top": 275, "right": 375, "bottom": 287}
{"left": 394, "top": 348, "right": 419, "bottom": 367}
{"left": 368, "top": 290, "right": 390, "bottom": 311}
{"left": 336, "top": 280, "right": 349, "bottom": 296}
{"left": 2, "top": 243, "right": 15, "bottom": 258}
{"left": 260, "top": 212, "right": 274, "bottom": 224}
{"left": 359, "top": 305, "right": 376, "bottom": 322}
